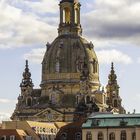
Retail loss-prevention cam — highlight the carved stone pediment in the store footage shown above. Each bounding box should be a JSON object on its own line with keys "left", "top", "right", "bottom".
{"left": 33, "top": 108, "right": 64, "bottom": 121}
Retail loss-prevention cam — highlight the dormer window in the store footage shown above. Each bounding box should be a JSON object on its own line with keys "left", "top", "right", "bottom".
{"left": 10, "top": 135, "right": 15, "bottom": 140}
{"left": 121, "top": 131, "right": 127, "bottom": 140}
{"left": 1, "top": 136, "right": 6, "bottom": 140}
{"left": 26, "top": 136, "right": 33, "bottom": 140}
{"left": 61, "top": 133, "right": 67, "bottom": 140}
{"left": 40, "top": 134, "right": 47, "bottom": 140}
{"left": 98, "top": 132, "right": 104, "bottom": 140}
{"left": 109, "top": 133, "right": 115, "bottom": 140}
{"left": 132, "top": 132, "right": 136, "bottom": 140}
{"left": 86, "top": 132, "right": 92, "bottom": 140}
{"left": 75, "top": 132, "right": 81, "bottom": 140}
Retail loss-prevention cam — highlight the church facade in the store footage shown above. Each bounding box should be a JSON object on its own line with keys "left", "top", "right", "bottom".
{"left": 11, "top": 0, "right": 125, "bottom": 122}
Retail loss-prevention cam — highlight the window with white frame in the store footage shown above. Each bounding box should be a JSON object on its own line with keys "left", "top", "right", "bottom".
{"left": 61, "top": 133, "right": 67, "bottom": 140}
{"left": 26, "top": 136, "right": 33, "bottom": 140}
{"left": 1, "top": 136, "right": 6, "bottom": 140}
{"left": 86, "top": 132, "right": 92, "bottom": 140}
{"left": 120, "top": 131, "right": 127, "bottom": 140}
{"left": 75, "top": 132, "right": 81, "bottom": 140}
{"left": 10, "top": 135, "right": 15, "bottom": 140}
{"left": 98, "top": 132, "right": 104, "bottom": 140}
{"left": 109, "top": 133, "right": 115, "bottom": 140}
{"left": 132, "top": 132, "right": 136, "bottom": 140}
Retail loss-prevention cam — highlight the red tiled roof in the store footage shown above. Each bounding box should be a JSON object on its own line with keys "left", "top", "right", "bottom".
{"left": 0, "top": 129, "right": 26, "bottom": 140}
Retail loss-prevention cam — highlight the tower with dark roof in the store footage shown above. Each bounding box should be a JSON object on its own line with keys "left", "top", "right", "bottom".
{"left": 106, "top": 63, "right": 125, "bottom": 113}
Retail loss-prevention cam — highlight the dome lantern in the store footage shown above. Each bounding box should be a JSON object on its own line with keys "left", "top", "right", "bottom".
{"left": 59, "top": 0, "right": 82, "bottom": 36}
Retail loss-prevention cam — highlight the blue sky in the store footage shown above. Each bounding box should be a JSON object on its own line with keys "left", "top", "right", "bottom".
{"left": 0, "top": 0, "right": 140, "bottom": 120}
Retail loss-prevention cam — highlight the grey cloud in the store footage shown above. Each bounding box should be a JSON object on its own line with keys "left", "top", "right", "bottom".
{"left": 84, "top": 23, "right": 140, "bottom": 39}
{"left": 82, "top": 0, "right": 140, "bottom": 47}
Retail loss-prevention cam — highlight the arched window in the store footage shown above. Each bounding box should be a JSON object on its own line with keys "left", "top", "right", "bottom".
{"left": 75, "top": 9, "right": 78, "bottom": 24}
{"left": 75, "top": 132, "right": 81, "bottom": 140}
{"left": 95, "top": 62, "right": 98, "bottom": 73}
{"left": 40, "top": 134, "right": 45, "bottom": 140}
{"left": 27, "top": 98, "right": 32, "bottom": 106}
{"left": 86, "top": 132, "right": 92, "bottom": 140}
{"left": 76, "top": 95, "right": 79, "bottom": 104}
{"left": 61, "top": 133, "right": 67, "bottom": 140}
{"left": 56, "top": 60, "right": 60, "bottom": 73}
{"left": 132, "top": 132, "right": 136, "bottom": 140}
{"left": 86, "top": 96, "right": 90, "bottom": 104}
{"left": 1, "top": 136, "right": 6, "bottom": 140}
{"left": 93, "top": 60, "right": 98, "bottom": 73}
{"left": 63, "top": 7, "right": 71, "bottom": 23}
{"left": 104, "top": 95, "right": 106, "bottom": 104}
{"left": 109, "top": 133, "right": 115, "bottom": 140}
{"left": 50, "top": 93, "right": 56, "bottom": 104}
{"left": 120, "top": 131, "right": 126, "bottom": 140}
{"left": 98, "top": 132, "right": 104, "bottom": 140}
{"left": 114, "top": 99, "right": 118, "bottom": 107}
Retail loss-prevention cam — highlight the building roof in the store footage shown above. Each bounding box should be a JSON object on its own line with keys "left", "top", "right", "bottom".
{"left": 89, "top": 113, "right": 140, "bottom": 119}
{"left": 82, "top": 114, "right": 140, "bottom": 128}
{"left": 0, "top": 129, "right": 27, "bottom": 140}
{"left": 55, "top": 120, "right": 83, "bottom": 140}
{"left": 55, "top": 122, "right": 69, "bottom": 129}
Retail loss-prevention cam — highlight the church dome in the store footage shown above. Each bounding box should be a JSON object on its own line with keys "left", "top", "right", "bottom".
{"left": 40, "top": 0, "right": 100, "bottom": 93}
{"left": 41, "top": 34, "right": 100, "bottom": 88}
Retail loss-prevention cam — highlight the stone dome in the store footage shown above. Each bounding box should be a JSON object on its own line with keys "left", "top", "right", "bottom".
{"left": 41, "top": 34, "right": 100, "bottom": 89}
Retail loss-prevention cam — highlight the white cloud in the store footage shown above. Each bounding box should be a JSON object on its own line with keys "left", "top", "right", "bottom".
{"left": 0, "top": 0, "right": 57, "bottom": 49}
{"left": 21, "top": 0, "right": 58, "bottom": 14}
{"left": 0, "top": 113, "right": 11, "bottom": 122}
{"left": 97, "top": 49, "right": 133, "bottom": 64}
{"left": 1, "top": 0, "right": 140, "bottom": 50}
{"left": 24, "top": 48, "right": 45, "bottom": 64}
{"left": 83, "top": 0, "right": 140, "bottom": 47}
{"left": 0, "top": 98, "right": 16, "bottom": 104}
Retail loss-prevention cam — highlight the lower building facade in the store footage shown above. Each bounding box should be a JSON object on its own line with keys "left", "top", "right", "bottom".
{"left": 82, "top": 114, "right": 140, "bottom": 140}
{"left": 1, "top": 121, "right": 68, "bottom": 140}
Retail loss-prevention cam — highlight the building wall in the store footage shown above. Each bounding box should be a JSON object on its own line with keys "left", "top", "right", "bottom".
{"left": 82, "top": 127, "right": 139, "bottom": 140}
{"left": 0, "top": 129, "right": 24, "bottom": 140}
{"left": 2, "top": 121, "right": 68, "bottom": 140}
{"left": 2, "top": 121, "right": 40, "bottom": 140}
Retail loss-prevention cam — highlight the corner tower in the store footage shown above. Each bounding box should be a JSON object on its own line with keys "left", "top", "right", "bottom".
{"left": 106, "top": 63, "right": 125, "bottom": 114}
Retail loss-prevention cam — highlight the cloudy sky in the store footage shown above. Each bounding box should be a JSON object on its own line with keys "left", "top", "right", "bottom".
{"left": 0, "top": 0, "right": 140, "bottom": 121}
